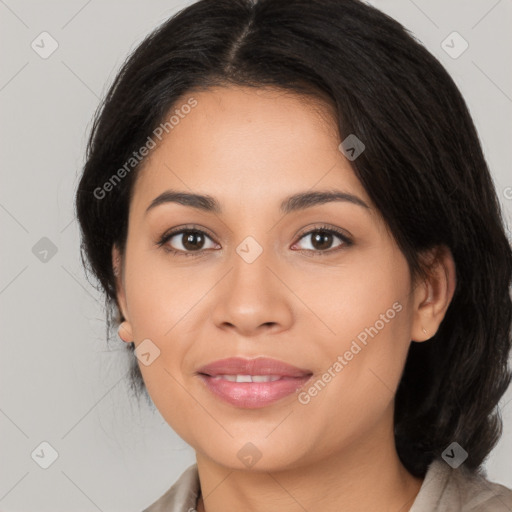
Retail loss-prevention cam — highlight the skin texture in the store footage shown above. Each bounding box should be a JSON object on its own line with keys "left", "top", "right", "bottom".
{"left": 113, "top": 86, "right": 456, "bottom": 512}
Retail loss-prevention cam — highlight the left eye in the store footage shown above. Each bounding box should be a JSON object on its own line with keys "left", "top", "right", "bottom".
{"left": 293, "top": 228, "right": 351, "bottom": 253}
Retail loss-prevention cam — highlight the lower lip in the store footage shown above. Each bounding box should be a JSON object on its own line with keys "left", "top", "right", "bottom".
{"left": 198, "top": 374, "right": 312, "bottom": 409}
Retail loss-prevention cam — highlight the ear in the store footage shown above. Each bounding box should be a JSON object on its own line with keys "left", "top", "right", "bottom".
{"left": 112, "top": 244, "right": 133, "bottom": 342}
{"left": 411, "top": 245, "right": 456, "bottom": 342}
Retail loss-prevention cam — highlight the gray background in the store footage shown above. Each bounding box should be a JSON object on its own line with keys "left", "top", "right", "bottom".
{"left": 0, "top": 0, "right": 511, "bottom": 510}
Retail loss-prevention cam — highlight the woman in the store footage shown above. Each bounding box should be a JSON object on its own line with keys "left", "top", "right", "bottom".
{"left": 75, "top": 0, "right": 512, "bottom": 510}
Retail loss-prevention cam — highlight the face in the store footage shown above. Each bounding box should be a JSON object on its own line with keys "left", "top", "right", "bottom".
{"left": 113, "top": 86, "right": 427, "bottom": 471}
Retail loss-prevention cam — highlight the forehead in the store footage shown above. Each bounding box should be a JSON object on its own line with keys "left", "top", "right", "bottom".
{"left": 130, "top": 86, "right": 373, "bottom": 216}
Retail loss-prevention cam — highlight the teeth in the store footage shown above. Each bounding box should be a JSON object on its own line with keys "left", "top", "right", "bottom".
{"left": 250, "top": 375, "right": 282, "bottom": 382}
{"left": 235, "top": 374, "right": 252, "bottom": 383}
{"left": 212, "top": 374, "right": 283, "bottom": 382}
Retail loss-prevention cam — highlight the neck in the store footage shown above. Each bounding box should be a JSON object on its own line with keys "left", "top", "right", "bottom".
{"left": 194, "top": 413, "right": 423, "bottom": 512}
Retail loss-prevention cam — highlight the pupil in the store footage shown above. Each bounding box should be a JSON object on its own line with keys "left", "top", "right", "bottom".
{"left": 183, "top": 232, "right": 203, "bottom": 251}
{"left": 313, "top": 232, "right": 332, "bottom": 250}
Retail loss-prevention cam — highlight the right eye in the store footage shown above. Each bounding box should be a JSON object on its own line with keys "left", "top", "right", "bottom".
{"left": 157, "top": 228, "right": 219, "bottom": 256}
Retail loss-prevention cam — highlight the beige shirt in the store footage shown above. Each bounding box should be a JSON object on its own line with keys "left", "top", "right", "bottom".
{"left": 142, "top": 458, "right": 512, "bottom": 511}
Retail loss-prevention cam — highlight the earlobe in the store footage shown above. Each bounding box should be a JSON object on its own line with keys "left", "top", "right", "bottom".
{"left": 117, "top": 321, "right": 134, "bottom": 343}
{"left": 411, "top": 246, "right": 457, "bottom": 342}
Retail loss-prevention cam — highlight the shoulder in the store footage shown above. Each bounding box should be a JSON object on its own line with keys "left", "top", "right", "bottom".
{"left": 448, "top": 463, "right": 512, "bottom": 512}
{"left": 411, "top": 458, "right": 512, "bottom": 512}
{"left": 142, "top": 463, "right": 200, "bottom": 512}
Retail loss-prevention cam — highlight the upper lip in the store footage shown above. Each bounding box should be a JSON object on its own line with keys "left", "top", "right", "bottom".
{"left": 197, "top": 357, "right": 313, "bottom": 378}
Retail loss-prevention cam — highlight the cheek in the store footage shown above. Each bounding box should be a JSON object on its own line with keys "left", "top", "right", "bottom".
{"left": 122, "top": 249, "right": 211, "bottom": 403}
{"left": 303, "top": 249, "right": 413, "bottom": 396}
{"left": 296, "top": 249, "right": 411, "bottom": 341}
{"left": 294, "top": 304, "right": 412, "bottom": 454}
{"left": 124, "top": 248, "right": 200, "bottom": 339}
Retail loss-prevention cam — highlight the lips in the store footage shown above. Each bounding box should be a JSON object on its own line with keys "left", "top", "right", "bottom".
{"left": 196, "top": 357, "right": 313, "bottom": 409}
{"left": 197, "top": 357, "right": 312, "bottom": 378}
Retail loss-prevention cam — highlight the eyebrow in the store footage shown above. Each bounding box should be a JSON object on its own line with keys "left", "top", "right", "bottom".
{"left": 145, "top": 189, "right": 370, "bottom": 216}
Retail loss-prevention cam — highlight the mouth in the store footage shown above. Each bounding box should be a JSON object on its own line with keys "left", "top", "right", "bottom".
{"left": 196, "top": 357, "right": 313, "bottom": 409}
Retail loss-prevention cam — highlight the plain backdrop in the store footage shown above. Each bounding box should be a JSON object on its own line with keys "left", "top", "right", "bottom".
{"left": 0, "top": 1, "right": 511, "bottom": 511}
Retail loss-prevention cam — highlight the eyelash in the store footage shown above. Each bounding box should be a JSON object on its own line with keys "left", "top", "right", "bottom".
{"left": 155, "top": 224, "right": 353, "bottom": 258}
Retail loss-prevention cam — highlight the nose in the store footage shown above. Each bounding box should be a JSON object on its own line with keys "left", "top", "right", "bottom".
{"left": 210, "top": 243, "right": 294, "bottom": 337}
